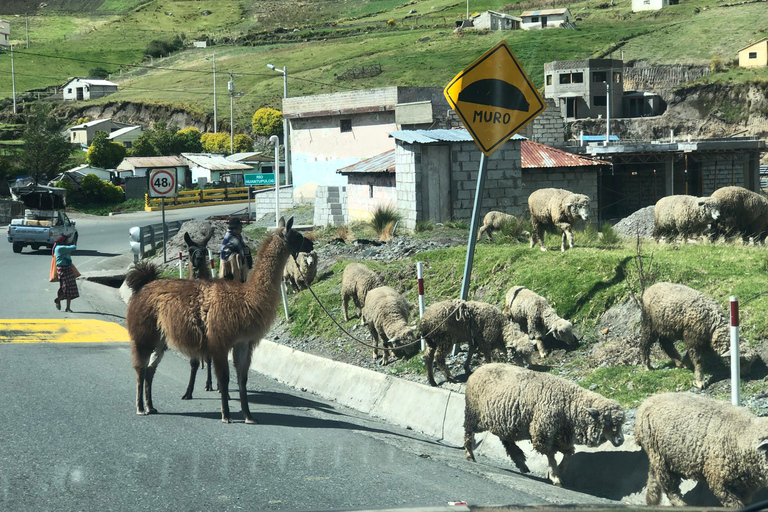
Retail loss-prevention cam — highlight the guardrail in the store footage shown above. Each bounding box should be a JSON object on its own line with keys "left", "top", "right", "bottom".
{"left": 144, "top": 186, "right": 273, "bottom": 211}
{"left": 129, "top": 219, "right": 191, "bottom": 259}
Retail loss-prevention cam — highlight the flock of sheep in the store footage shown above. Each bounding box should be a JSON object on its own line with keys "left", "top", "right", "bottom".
{"left": 281, "top": 185, "right": 768, "bottom": 507}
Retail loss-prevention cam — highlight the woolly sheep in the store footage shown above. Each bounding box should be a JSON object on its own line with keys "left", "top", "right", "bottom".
{"left": 421, "top": 300, "right": 535, "bottom": 387}
{"left": 641, "top": 282, "right": 755, "bottom": 390}
{"left": 341, "top": 262, "right": 384, "bottom": 322}
{"left": 505, "top": 286, "right": 578, "bottom": 359}
{"left": 360, "top": 286, "right": 417, "bottom": 365}
{"left": 710, "top": 186, "right": 768, "bottom": 244}
{"left": 477, "top": 211, "right": 518, "bottom": 242}
{"left": 636, "top": 392, "right": 768, "bottom": 507}
{"left": 652, "top": 195, "right": 720, "bottom": 242}
{"left": 283, "top": 250, "right": 318, "bottom": 292}
{"left": 528, "top": 188, "right": 590, "bottom": 252}
{"left": 464, "top": 363, "right": 625, "bottom": 486}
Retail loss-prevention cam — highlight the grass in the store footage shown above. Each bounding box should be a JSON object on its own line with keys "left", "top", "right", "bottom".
{"left": 69, "top": 198, "right": 145, "bottom": 215}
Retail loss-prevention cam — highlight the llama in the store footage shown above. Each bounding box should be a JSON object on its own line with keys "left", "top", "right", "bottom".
{"left": 181, "top": 228, "right": 215, "bottom": 400}
{"left": 126, "top": 217, "right": 312, "bottom": 423}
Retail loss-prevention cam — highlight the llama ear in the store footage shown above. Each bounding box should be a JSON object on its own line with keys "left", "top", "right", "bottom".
{"left": 184, "top": 232, "right": 193, "bottom": 246}
{"left": 285, "top": 216, "right": 294, "bottom": 233}
{"left": 278, "top": 216, "right": 286, "bottom": 228}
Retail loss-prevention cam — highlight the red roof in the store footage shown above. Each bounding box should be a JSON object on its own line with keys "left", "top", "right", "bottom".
{"left": 521, "top": 140, "right": 606, "bottom": 168}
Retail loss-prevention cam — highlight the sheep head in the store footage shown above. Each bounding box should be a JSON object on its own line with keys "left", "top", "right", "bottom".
{"left": 547, "top": 319, "right": 577, "bottom": 345}
{"left": 503, "top": 322, "right": 535, "bottom": 368}
{"left": 598, "top": 403, "right": 626, "bottom": 448}
{"left": 579, "top": 404, "right": 625, "bottom": 448}
{"left": 565, "top": 194, "right": 591, "bottom": 222}
{"left": 720, "top": 345, "right": 758, "bottom": 377}
{"left": 389, "top": 326, "right": 419, "bottom": 357}
{"left": 699, "top": 197, "right": 721, "bottom": 221}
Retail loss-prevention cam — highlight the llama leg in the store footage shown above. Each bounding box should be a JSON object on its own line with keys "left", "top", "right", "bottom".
{"left": 212, "top": 354, "right": 232, "bottom": 423}
{"left": 205, "top": 356, "right": 214, "bottom": 392}
{"left": 135, "top": 367, "right": 148, "bottom": 415}
{"left": 182, "top": 358, "right": 200, "bottom": 400}
{"left": 143, "top": 348, "right": 165, "bottom": 414}
{"left": 232, "top": 341, "right": 256, "bottom": 424}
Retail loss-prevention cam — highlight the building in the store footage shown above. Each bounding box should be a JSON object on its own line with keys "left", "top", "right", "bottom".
{"left": 62, "top": 78, "right": 118, "bottom": 101}
{"left": 115, "top": 156, "right": 189, "bottom": 180}
{"left": 67, "top": 118, "right": 134, "bottom": 147}
{"left": 520, "top": 8, "right": 573, "bottom": 30}
{"left": 226, "top": 152, "right": 285, "bottom": 175}
{"left": 180, "top": 153, "right": 252, "bottom": 185}
{"left": 48, "top": 165, "right": 114, "bottom": 190}
{"left": 467, "top": 11, "right": 521, "bottom": 30}
{"left": 282, "top": 86, "right": 452, "bottom": 188}
{"left": 632, "top": 0, "right": 679, "bottom": 12}
{"left": 336, "top": 149, "right": 396, "bottom": 223}
{"left": 0, "top": 19, "right": 10, "bottom": 49}
{"left": 738, "top": 38, "right": 768, "bottom": 68}
{"left": 544, "top": 59, "right": 624, "bottom": 120}
{"left": 107, "top": 126, "right": 143, "bottom": 149}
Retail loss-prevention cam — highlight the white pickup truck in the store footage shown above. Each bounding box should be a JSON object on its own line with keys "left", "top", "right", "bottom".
{"left": 6, "top": 184, "right": 78, "bottom": 253}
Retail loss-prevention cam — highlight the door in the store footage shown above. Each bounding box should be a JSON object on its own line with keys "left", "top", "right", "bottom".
{"left": 541, "top": 16, "right": 547, "bottom": 28}
{"left": 566, "top": 97, "right": 578, "bottom": 118}
{"left": 76, "top": 87, "right": 84, "bottom": 100}
{"left": 420, "top": 145, "right": 451, "bottom": 223}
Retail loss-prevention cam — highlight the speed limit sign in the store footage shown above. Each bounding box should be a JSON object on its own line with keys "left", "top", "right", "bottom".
{"left": 149, "top": 168, "right": 178, "bottom": 198}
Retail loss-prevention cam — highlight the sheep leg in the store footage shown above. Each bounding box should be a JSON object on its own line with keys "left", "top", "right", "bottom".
{"left": 658, "top": 337, "right": 685, "bottom": 369}
{"left": 644, "top": 464, "right": 663, "bottom": 505}
{"left": 560, "top": 230, "right": 568, "bottom": 252}
{"left": 182, "top": 358, "right": 201, "bottom": 400}
{"left": 536, "top": 224, "right": 547, "bottom": 251}
{"left": 463, "top": 337, "right": 476, "bottom": 376}
{"left": 546, "top": 452, "right": 564, "bottom": 487}
{"left": 342, "top": 293, "right": 351, "bottom": 322}
{"left": 660, "top": 471, "right": 685, "bottom": 506}
{"left": 557, "top": 447, "right": 574, "bottom": 474}
{"left": 688, "top": 348, "right": 707, "bottom": 390}
{"left": 557, "top": 223, "right": 574, "bottom": 251}
{"left": 640, "top": 325, "right": 654, "bottom": 371}
{"left": 476, "top": 225, "right": 488, "bottom": 242}
{"left": 212, "top": 354, "right": 233, "bottom": 423}
{"left": 534, "top": 337, "right": 548, "bottom": 359}
{"left": 463, "top": 431, "right": 476, "bottom": 462}
{"left": 380, "top": 332, "right": 391, "bottom": 366}
{"left": 434, "top": 345, "right": 455, "bottom": 384}
{"left": 501, "top": 439, "right": 530, "bottom": 473}
{"left": 422, "top": 345, "right": 438, "bottom": 387}
{"left": 232, "top": 341, "right": 257, "bottom": 424}
{"left": 711, "top": 486, "right": 746, "bottom": 509}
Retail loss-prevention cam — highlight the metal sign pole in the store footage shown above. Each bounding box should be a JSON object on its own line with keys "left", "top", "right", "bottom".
{"left": 161, "top": 197, "right": 167, "bottom": 263}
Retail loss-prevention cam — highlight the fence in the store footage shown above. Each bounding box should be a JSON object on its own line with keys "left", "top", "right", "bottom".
{"left": 130, "top": 219, "right": 190, "bottom": 259}
{"left": 144, "top": 185, "right": 272, "bottom": 211}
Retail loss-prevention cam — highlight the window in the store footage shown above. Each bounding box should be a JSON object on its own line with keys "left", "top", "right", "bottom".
{"left": 592, "top": 71, "right": 607, "bottom": 82}
{"left": 546, "top": 75, "right": 552, "bottom": 85}
{"left": 749, "top": 52, "right": 758, "bottom": 59}
{"left": 369, "top": 184, "right": 374, "bottom": 198}
{"left": 593, "top": 95, "right": 607, "bottom": 106}
{"left": 614, "top": 72, "right": 622, "bottom": 83}
{"left": 559, "top": 72, "right": 583, "bottom": 84}
{"left": 340, "top": 119, "right": 352, "bottom": 132}
{"left": 531, "top": 16, "right": 539, "bottom": 22}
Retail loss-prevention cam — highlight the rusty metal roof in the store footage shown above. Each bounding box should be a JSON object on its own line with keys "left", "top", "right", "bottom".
{"left": 389, "top": 128, "right": 525, "bottom": 145}
{"left": 522, "top": 140, "right": 607, "bottom": 168}
{"left": 337, "top": 149, "right": 395, "bottom": 174}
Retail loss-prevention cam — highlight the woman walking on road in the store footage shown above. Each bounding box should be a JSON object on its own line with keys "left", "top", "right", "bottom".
{"left": 53, "top": 233, "right": 79, "bottom": 312}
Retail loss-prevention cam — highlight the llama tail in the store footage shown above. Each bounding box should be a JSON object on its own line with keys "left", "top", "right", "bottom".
{"left": 125, "top": 260, "right": 161, "bottom": 293}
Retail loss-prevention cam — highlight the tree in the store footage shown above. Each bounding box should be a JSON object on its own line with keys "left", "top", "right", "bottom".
{"left": 201, "top": 132, "right": 230, "bottom": 154}
{"left": 86, "top": 131, "right": 126, "bottom": 169}
{"left": 129, "top": 132, "right": 158, "bottom": 157}
{"left": 233, "top": 134, "right": 254, "bottom": 154}
{"left": 19, "top": 104, "right": 76, "bottom": 184}
{"left": 175, "top": 127, "right": 203, "bottom": 153}
{"left": 251, "top": 108, "right": 283, "bottom": 137}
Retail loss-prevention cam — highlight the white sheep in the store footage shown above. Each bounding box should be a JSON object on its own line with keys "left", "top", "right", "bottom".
{"left": 360, "top": 286, "right": 418, "bottom": 365}
{"left": 464, "top": 363, "right": 625, "bottom": 487}
{"left": 504, "top": 286, "right": 578, "bottom": 359}
{"left": 640, "top": 282, "right": 756, "bottom": 390}
{"left": 283, "top": 250, "right": 318, "bottom": 292}
{"left": 340, "top": 262, "right": 384, "bottom": 322}
{"left": 710, "top": 186, "right": 768, "bottom": 244}
{"left": 652, "top": 195, "right": 720, "bottom": 243}
{"left": 476, "top": 211, "right": 518, "bottom": 242}
{"left": 528, "top": 188, "right": 590, "bottom": 252}
{"left": 420, "top": 300, "right": 535, "bottom": 387}
{"left": 635, "top": 392, "right": 768, "bottom": 507}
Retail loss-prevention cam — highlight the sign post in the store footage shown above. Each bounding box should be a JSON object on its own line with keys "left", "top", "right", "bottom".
{"left": 148, "top": 168, "right": 178, "bottom": 263}
{"left": 444, "top": 40, "right": 545, "bottom": 353}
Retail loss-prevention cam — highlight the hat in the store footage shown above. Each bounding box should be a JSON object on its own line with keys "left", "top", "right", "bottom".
{"left": 55, "top": 234, "right": 69, "bottom": 245}
{"left": 227, "top": 217, "right": 242, "bottom": 229}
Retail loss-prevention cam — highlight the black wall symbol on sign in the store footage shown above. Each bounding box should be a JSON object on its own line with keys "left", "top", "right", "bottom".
{"left": 457, "top": 79, "right": 530, "bottom": 112}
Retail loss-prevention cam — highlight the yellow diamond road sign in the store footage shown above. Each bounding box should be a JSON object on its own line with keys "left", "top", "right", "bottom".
{"left": 444, "top": 41, "right": 546, "bottom": 156}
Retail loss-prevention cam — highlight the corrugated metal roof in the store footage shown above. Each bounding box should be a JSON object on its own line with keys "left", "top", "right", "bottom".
{"left": 522, "top": 140, "right": 607, "bottom": 168}
{"left": 521, "top": 8, "right": 570, "bottom": 16}
{"left": 181, "top": 153, "right": 253, "bottom": 171}
{"left": 116, "top": 156, "right": 187, "bottom": 170}
{"left": 107, "top": 126, "right": 141, "bottom": 139}
{"left": 337, "top": 149, "right": 395, "bottom": 174}
{"left": 389, "top": 128, "right": 526, "bottom": 145}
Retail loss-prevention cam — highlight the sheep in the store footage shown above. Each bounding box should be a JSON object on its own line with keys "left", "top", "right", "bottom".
{"left": 528, "top": 188, "right": 590, "bottom": 252}
{"left": 360, "top": 286, "right": 418, "bottom": 365}
{"left": 476, "top": 211, "right": 518, "bottom": 242}
{"left": 635, "top": 392, "right": 768, "bottom": 508}
{"left": 283, "top": 250, "right": 318, "bottom": 292}
{"left": 421, "top": 299, "right": 535, "bottom": 387}
{"left": 710, "top": 186, "right": 768, "bottom": 244}
{"left": 640, "top": 282, "right": 756, "bottom": 390}
{"left": 464, "top": 363, "right": 625, "bottom": 487}
{"left": 504, "top": 286, "right": 578, "bottom": 359}
{"left": 340, "top": 262, "right": 383, "bottom": 322}
{"left": 652, "top": 195, "right": 720, "bottom": 243}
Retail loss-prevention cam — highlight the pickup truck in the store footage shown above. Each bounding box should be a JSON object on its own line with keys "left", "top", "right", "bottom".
{"left": 6, "top": 183, "right": 78, "bottom": 253}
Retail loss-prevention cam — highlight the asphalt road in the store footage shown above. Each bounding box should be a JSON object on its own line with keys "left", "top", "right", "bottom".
{"left": 0, "top": 205, "right": 619, "bottom": 511}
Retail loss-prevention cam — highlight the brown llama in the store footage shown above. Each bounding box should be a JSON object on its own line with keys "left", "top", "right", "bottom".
{"left": 181, "top": 228, "right": 215, "bottom": 399}
{"left": 126, "top": 217, "right": 312, "bottom": 423}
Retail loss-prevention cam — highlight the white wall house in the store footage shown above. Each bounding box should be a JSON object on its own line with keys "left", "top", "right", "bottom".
{"left": 62, "top": 78, "right": 118, "bottom": 101}
{"left": 469, "top": 11, "right": 521, "bottom": 30}
{"left": 0, "top": 19, "right": 10, "bottom": 49}
{"left": 67, "top": 118, "right": 134, "bottom": 147}
{"left": 107, "top": 126, "right": 143, "bottom": 149}
{"left": 115, "top": 156, "right": 189, "bottom": 179}
{"left": 180, "top": 153, "right": 252, "bottom": 185}
{"left": 520, "top": 8, "right": 573, "bottom": 29}
{"left": 631, "top": 0, "right": 678, "bottom": 12}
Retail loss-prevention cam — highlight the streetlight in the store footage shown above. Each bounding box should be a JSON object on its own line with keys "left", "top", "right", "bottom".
{"left": 267, "top": 64, "right": 290, "bottom": 186}
{"left": 204, "top": 52, "right": 217, "bottom": 132}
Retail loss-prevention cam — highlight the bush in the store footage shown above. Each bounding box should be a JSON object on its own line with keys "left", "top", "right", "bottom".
{"left": 251, "top": 108, "right": 283, "bottom": 137}
{"left": 600, "top": 223, "right": 621, "bottom": 246}
{"left": 79, "top": 174, "right": 124, "bottom": 204}
{"left": 415, "top": 219, "right": 434, "bottom": 233}
{"left": 710, "top": 56, "right": 724, "bottom": 73}
{"left": 369, "top": 204, "right": 402, "bottom": 235}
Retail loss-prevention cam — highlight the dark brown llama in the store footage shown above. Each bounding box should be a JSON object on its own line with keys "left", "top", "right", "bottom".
{"left": 126, "top": 217, "right": 312, "bottom": 423}
{"left": 181, "top": 228, "right": 215, "bottom": 400}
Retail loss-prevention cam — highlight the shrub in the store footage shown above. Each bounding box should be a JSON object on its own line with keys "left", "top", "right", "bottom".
{"left": 710, "top": 56, "right": 724, "bottom": 73}
{"left": 387, "top": 19, "right": 396, "bottom": 27}
{"left": 600, "top": 223, "right": 622, "bottom": 246}
{"left": 79, "top": 174, "right": 124, "bottom": 204}
{"left": 444, "top": 220, "right": 469, "bottom": 229}
{"left": 252, "top": 108, "right": 283, "bottom": 137}
{"left": 497, "top": 215, "right": 531, "bottom": 242}
{"left": 369, "top": 204, "right": 402, "bottom": 235}
{"left": 415, "top": 219, "right": 435, "bottom": 233}
{"left": 233, "top": 133, "right": 254, "bottom": 153}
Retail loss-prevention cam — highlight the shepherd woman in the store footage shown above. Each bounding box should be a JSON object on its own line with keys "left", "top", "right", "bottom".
{"left": 53, "top": 233, "right": 79, "bottom": 312}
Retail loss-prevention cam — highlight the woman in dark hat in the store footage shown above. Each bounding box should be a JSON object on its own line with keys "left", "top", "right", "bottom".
{"left": 219, "top": 217, "right": 251, "bottom": 281}
{"left": 53, "top": 232, "right": 79, "bottom": 312}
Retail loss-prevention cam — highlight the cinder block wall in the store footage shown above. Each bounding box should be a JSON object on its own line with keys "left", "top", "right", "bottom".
{"left": 252, "top": 186, "right": 295, "bottom": 221}
{"left": 314, "top": 185, "right": 348, "bottom": 227}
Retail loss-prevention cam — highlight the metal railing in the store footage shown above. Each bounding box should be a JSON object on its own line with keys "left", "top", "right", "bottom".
{"left": 144, "top": 185, "right": 273, "bottom": 210}
{"left": 130, "top": 219, "right": 190, "bottom": 260}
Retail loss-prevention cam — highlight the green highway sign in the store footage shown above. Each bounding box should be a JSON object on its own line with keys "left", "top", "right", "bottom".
{"left": 244, "top": 173, "right": 275, "bottom": 186}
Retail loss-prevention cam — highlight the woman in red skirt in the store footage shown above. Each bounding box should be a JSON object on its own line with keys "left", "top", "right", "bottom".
{"left": 53, "top": 233, "right": 79, "bottom": 312}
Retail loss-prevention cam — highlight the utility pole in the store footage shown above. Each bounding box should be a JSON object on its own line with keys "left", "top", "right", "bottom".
{"left": 11, "top": 44, "right": 17, "bottom": 114}
{"left": 206, "top": 52, "right": 217, "bottom": 132}
{"left": 228, "top": 71, "right": 235, "bottom": 154}
{"left": 26, "top": 14, "right": 29, "bottom": 49}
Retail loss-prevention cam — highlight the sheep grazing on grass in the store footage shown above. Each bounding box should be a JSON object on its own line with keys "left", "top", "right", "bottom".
{"left": 640, "top": 282, "right": 756, "bottom": 390}
{"left": 464, "top": 363, "right": 625, "bottom": 487}
{"left": 421, "top": 300, "right": 535, "bottom": 387}
{"left": 283, "top": 250, "right": 318, "bottom": 292}
{"left": 710, "top": 186, "right": 768, "bottom": 244}
{"left": 477, "top": 211, "right": 518, "bottom": 242}
{"left": 652, "top": 195, "right": 720, "bottom": 243}
{"left": 504, "top": 286, "right": 578, "bottom": 359}
{"left": 360, "top": 286, "right": 418, "bottom": 365}
{"left": 341, "top": 262, "right": 383, "bottom": 322}
{"left": 636, "top": 392, "right": 768, "bottom": 507}
{"left": 528, "top": 188, "right": 590, "bottom": 252}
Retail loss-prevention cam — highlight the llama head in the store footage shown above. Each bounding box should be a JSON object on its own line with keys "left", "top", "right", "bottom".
{"left": 184, "top": 228, "right": 213, "bottom": 273}
{"left": 278, "top": 216, "right": 314, "bottom": 257}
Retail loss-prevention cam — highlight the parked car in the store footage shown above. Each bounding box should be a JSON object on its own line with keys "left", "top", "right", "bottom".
{"left": 6, "top": 184, "right": 78, "bottom": 253}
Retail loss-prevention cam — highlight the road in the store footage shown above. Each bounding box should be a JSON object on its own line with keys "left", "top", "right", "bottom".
{"left": 0, "top": 205, "right": 618, "bottom": 511}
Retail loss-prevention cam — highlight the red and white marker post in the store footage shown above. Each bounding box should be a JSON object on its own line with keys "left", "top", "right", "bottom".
{"left": 417, "top": 262, "right": 426, "bottom": 351}
{"left": 730, "top": 296, "right": 740, "bottom": 406}
{"left": 208, "top": 249, "right": 214, "bottom": 272}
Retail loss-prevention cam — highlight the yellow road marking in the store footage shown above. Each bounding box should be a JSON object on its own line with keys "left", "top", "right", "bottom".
{"left": 0, "top": 319, "right": 129, "bottom": 343}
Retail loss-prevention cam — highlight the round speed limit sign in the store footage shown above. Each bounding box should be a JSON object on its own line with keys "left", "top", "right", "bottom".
{"left": 149, "top": 169, "right": 178, "bottom": 198}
